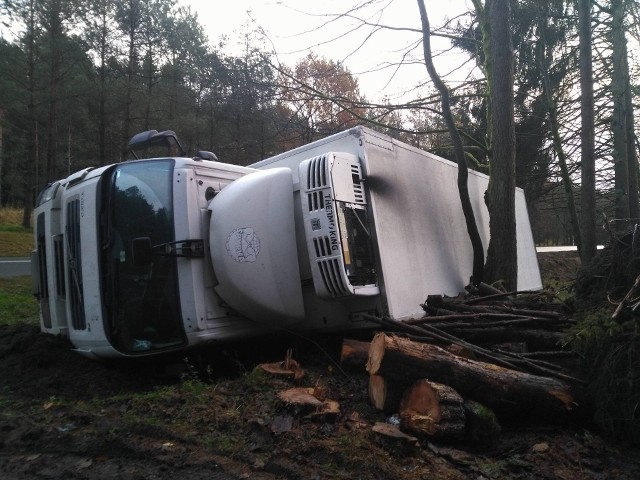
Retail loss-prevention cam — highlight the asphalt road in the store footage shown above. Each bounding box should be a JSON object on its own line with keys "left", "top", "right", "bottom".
{"left": 0, "top": 247, "right": 586, "bottom": 280}
{"left": 0, "top": 257, "right": 31, "bottom": 278}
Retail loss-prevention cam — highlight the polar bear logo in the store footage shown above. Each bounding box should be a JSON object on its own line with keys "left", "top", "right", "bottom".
{"left": 226, "top": 227, "right": 260, "bottom": 262}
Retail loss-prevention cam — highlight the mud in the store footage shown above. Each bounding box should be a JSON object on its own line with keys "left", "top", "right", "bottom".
{"left": 2, "top": 253, "right": 640, "bottom": 479}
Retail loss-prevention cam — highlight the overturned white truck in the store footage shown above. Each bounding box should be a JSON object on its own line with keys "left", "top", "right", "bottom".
{"left": 31, "top": 126, "right": 542, "bottom": 358}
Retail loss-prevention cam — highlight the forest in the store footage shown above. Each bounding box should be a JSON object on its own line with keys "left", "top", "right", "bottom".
{"left": 0, "top": 0, "right": 638, "bottom": 257}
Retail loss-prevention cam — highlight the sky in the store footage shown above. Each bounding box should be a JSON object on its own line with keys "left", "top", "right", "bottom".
{"left": 179, "top": 0, "right": 476, "bottom": 102}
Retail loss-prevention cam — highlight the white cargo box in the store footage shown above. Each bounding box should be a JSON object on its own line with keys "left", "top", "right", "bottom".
{"left": 252, "top": 126, "right": 541, "bottom": 326}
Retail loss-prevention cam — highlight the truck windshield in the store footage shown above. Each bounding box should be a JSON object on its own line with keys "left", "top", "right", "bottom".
{"left": 100, "top": 160, "right": 186, "bottom": 354}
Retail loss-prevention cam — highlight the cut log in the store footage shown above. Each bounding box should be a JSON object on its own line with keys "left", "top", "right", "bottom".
{"left": 340, "top": 339, "right": 370, "bottom": 371}
{"left": 463, "top": 399, "right": 501, "bottom": 448}
{"left": 399, "top": 379, "right": 466, "bottom": 440}
{"left": 367, "top": 333, "right": 575, "bottom": 417}
{"left": 368, "top": 374, "right": 406, "bottom": 413}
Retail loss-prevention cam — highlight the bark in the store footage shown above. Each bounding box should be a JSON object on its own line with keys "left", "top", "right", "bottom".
{"left": 98, "top": 7, "right": 108, "bottom": 166}
{"left": 623, "top": 44, "right": 639, "bottom": 220}
{"left": 464, "top": 399, "right": 501, "bottom": 448}
{"left": 366, "top": 333, "right": 575, "bottom": 417}
{"left": 399, "top": 379, "right": 466, "bottom": 440}
{"left": 23, "top": 0, "right": 37, "bottom": 228}
{"left": 143, "top": 49, "right": 154, "bottom": 130}
{"left": 482, "top": 0, "right": 518, "bottom": 290}
{"left": 121, "top": 4, "right": 139, "bottom": 160}
{"left": 417, "top": 0, "right": 484, "bottom": 284}
{"left": 611, "top": 0, "right": 630, "bottom": 227}
{"left": 0, "top": 108, "right": 3, "bottom": 205}
{"left": 440, "top": 328, "right": 565, "bottom": 351}
{"left": 340, "top": 339, "right": 370, "bottom": 371}
{"left": 45, "top": 2, "right": 64, "bottom": 183}
{"left": 579, "top": 0, "right": 597, "bottom": 261}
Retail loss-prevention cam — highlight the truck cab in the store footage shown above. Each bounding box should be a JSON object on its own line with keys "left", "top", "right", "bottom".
{"left": 32, "top": 147, "right": 306, "bottom": 357}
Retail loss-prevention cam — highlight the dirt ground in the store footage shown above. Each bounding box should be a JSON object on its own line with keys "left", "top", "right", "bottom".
{"left": 1, "top": 251, "right": 640, "bottom": 479}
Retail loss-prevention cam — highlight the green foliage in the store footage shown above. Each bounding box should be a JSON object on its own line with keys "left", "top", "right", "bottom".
{"left": 244, "top": 366, "right": 273, "bottom": 391}
{"left": 570, "top": 308, "right": 625, "bottom": 347}
{"left": 0, "top": 0, "right": 368, "bottom": 210}
{"left": 570, "top": 309, "right": 640, "bottom": 444}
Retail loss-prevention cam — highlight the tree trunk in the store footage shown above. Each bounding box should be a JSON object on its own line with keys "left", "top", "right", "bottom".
{"left": 538, "top": 7, "right": 582, "bottom": 255}
{"left": 579, "top": 0, "right": 597, "bottom": 262}
{"left": 611, "top": 0, "right": 630, "bottom": 228}
{"left": 122, "top": 19, "right": 137, "bottom": 160}
{"left": 417, "top": 0, "right": 484, "bottom": 284}
{"left": 482, "top": 0, "right": 518, "bottom": 290}
{"left": 45, "top": 4, "right": 63, "bottom": 183}
{"left": 0, "top": 108, "right": 3, "bottom": 206}
{"left": 399, "top": 379, "right": 466, "bottom": 440}
{"left": 366, "top": 333, "right": 574, "bottom": 417}
{"left": 98, "top": 8, "right": 108, "bottom": 166}
{"left": 623, "top": 43, "right": 639, "bottom": 220}
{"left": 23, "top": 0, "right": 37, "bottom": 228}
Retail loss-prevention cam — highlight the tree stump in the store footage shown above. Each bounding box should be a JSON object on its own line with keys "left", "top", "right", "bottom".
{"left": 277, "top": 387, "right": 340, "bottom": 422}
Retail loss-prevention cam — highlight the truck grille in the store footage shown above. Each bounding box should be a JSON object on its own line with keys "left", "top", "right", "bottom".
{"left": 305, "top": 155, "right": 328, "bottom": 189}
{"left": 351, "top": 164, "right": 364, "bottom": 203}
{"left": 66, "top": 199, "right": 86, "bottom": 330}
{"left": 313, "top": 236, "right": 332, "bottom": 258}
{"left": 317, "top": 258, "right": 349, "bottom": 296}
{"left": 307, "top": 191, "right": 325, "bottom": 212}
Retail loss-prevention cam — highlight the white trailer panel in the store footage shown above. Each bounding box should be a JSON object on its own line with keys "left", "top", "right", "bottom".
{"left": 252, "top": 126, "right": 541, "bottom": 322}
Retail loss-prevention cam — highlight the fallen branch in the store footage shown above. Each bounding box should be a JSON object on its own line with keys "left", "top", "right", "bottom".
{"left": 612, "top": 273, "right": 640, "bottom": 320}
{"left": 364, "top": 314, "right": 583, "bottom": 384}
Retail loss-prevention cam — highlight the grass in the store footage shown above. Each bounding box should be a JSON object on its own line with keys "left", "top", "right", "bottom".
{"left": 0, "top": 276, "right": 39, "bottom": 325}
{"left": 0, "top": 207, "right": 33, "bottom": 257}
{"left": 0, "top": 208, "right": 37, "bottom": 325}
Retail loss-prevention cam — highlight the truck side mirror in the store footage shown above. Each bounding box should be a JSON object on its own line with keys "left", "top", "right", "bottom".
{"left": 132, "top": 237, "right": 153, "bottom": 266}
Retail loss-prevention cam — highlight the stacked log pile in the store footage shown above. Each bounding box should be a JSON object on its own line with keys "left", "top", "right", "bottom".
{"left": 342, "top": 288, "right": 585, "bottom": 445}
